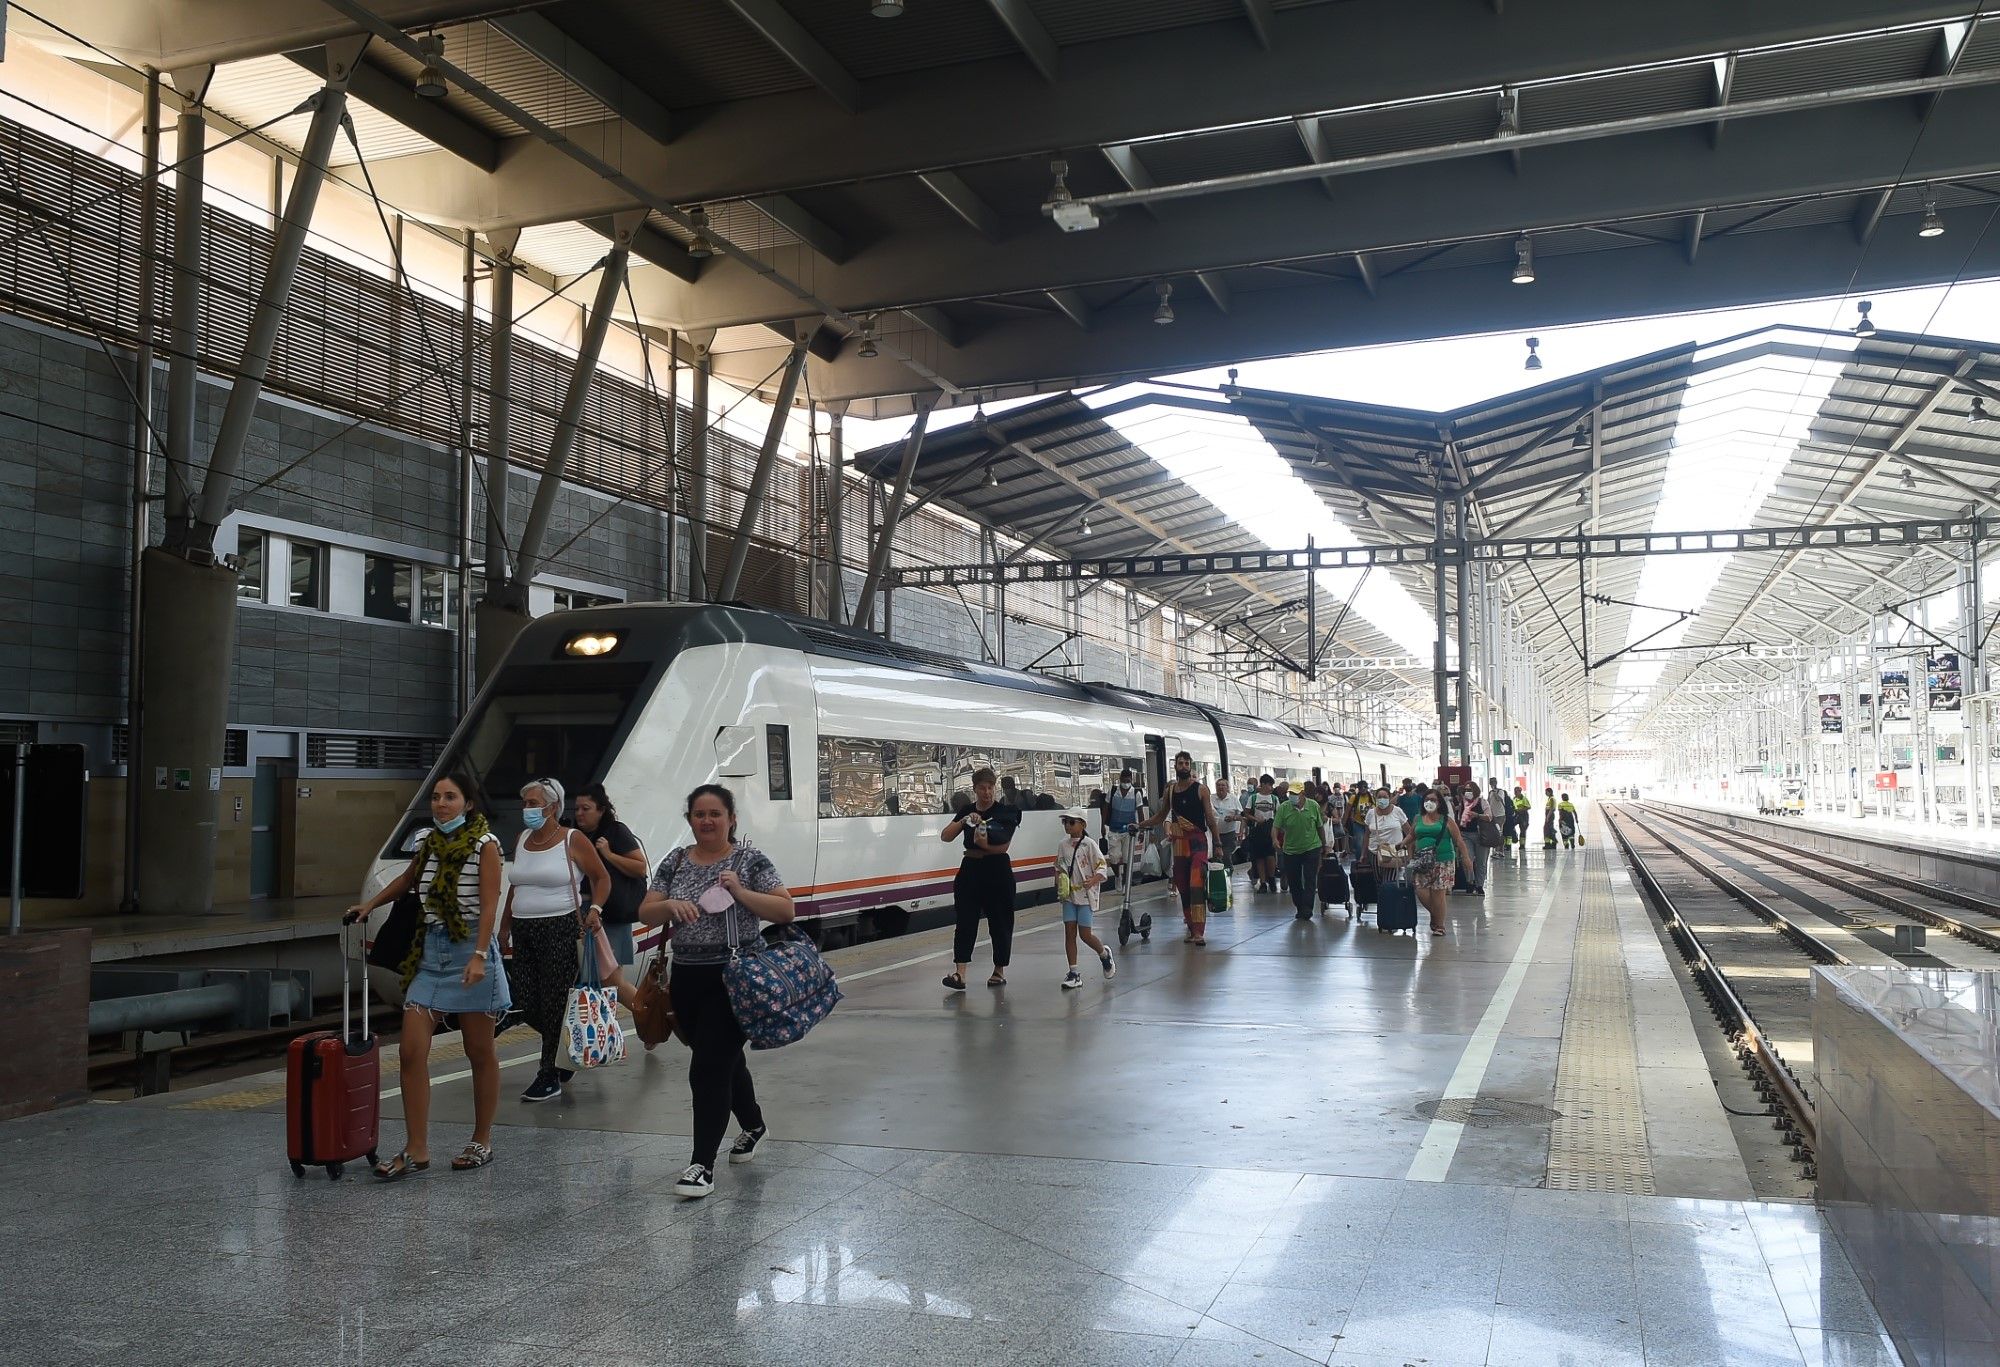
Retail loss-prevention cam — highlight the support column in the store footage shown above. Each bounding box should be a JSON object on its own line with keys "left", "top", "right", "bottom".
{"left": 482, "top": 229, "right": 520, "bottom": 595}
{"left": 120, "top": 71, "right": 162, "bottom": 914}
{"left": 172, "top": 40, "right": 365, "bottom": 556}
{"left": 825, "top": 401, "right": 847, "bottom": 622}
{"left": 686, "top": 331, "right": 715, "bottom": 600}
{"left": 857, "top": 396, "right": 937, "bottom": 631}
{"left": 718, "top": 333, "right": 809, "bottom": 603}
{"left": 162, "top": 65, "right": 213, "bottom": 530}
{"left": 455, "top": 230, "right": 477, "bottom": 714}
{"left": 483, "top": 212, "right": 641, "bottom": 669}
{"left": 1455, "top": 495, "right": 1473, "bottom": 772}
{"left": 1432, "top": 490, "right": 1449, "bottom": 771}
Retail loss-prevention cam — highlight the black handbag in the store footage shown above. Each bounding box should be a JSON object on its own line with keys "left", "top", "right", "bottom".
{"left": 365, "top": 850, "right": 426, "bottom": 971}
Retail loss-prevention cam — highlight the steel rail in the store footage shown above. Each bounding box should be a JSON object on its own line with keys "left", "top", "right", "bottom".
{"left": 1640, "top": 801, "right": 2000, "bottom": 955}
{"left": 1603, "top": 805, "right": 1818, "bottom": 1156}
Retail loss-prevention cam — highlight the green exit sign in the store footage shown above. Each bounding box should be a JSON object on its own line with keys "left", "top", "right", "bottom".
{"left": 1492, "top": 740, "right": 1514, "bottom": 756}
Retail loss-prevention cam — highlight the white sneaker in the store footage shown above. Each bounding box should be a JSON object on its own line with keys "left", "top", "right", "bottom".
{"left": 1062, "top": 969, "right": 1083, "bottom": 990}
{"left": 673, "top": 1163, "right": 714, "bottom": 1198}
{"left": 1100, "top": 951, "right": 1115, "bottom": 979}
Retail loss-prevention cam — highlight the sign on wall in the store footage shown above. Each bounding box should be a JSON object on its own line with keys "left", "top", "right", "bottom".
{"left": 1927, "top": 651, "right": 1962, "bottom": 712}
{"left": 1818, "top": 692, "right": 1842, "bottom": 736}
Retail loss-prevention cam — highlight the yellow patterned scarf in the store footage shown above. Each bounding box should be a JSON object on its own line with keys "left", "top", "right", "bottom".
{"left": 399, "top": 812, "right": 490, "bottom": 988}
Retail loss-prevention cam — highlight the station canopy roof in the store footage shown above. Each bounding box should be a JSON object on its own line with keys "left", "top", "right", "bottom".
{"left": 856, "top": 324, "right": 2000, "bottom": 742}
{"left": 46, "top": 1, "right": 2000, "bottom": 410}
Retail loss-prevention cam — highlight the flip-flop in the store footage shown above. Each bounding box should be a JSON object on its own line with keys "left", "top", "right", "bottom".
{"left": 451, "top": 1141, "right": 494, "bottom": 1171}
{"left": 373, "top": 1151, "right": 428, "bottom": 1182}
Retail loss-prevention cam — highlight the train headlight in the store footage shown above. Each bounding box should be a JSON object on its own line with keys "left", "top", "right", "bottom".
{"left": 563, "top": 631, "right": 622, "bottom": 658}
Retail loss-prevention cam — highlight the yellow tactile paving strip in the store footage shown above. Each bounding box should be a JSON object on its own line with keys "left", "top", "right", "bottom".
{"left": 1547, "top": 848, "right": 1657, "bottom": 1195}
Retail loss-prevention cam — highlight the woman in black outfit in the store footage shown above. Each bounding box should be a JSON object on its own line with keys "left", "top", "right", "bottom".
{"left": 635, "top": 784, "right": 794, "bottom": 1201}
{"left": 573, "top": 784, "right": 648, "bottom": 1005}
{"left": 941, "top": 766, "right": 1019, "bottom": 991}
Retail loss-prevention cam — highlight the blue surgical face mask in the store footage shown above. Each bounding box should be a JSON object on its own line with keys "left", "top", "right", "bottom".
{"left": 522, "top": 807, "right": 546, "bottom": 830}
{"left": 437, "top": 813, "right": 467, "bottom": 834}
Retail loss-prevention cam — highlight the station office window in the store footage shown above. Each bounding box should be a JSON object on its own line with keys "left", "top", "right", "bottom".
{"left": 552, "top": 588, "right": 616, "bottom": 612}
{"left": 418, "top": 566, "right": 454, "bottom": 626}
{"left": 237, "top": 533, "right": 264, "bottom": 601}
{"left": 288, "top": 541, "right": 326, "bottom": 609}
{"left": 363, "top": 554, "right": 412, "bottom": 622}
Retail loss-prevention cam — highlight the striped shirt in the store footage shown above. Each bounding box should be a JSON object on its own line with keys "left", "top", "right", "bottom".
{"left": 415, "top": 829, "right": 498, "bottom": 924}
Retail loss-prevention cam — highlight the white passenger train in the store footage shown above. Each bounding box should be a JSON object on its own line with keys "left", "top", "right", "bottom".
{"left": 358, "top": 604, "right": 1414, "bottom": 979}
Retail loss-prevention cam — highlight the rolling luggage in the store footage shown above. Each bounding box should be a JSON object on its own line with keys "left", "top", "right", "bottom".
{"left": 1375, "top": 870, "right": 1420, "bottom": 934}
{"left": 1318, "top": 860, "right": 1349, "bottom": 906}
{"left": 287, "top": 931, "right": 380, "bottom": 1181}
{"left": 1206, "top": 863, "right": 1231, "bottom": 914}
{"left": 1351, "top": 862, "right": 1380, "bottom": 909}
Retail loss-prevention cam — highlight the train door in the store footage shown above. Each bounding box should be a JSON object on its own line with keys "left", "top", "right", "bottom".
{"left": 250, "top": 760, "right": 282, "bottom": 898}
{"left": 1145, "top": 735, "right": 1169, "bottom": 799}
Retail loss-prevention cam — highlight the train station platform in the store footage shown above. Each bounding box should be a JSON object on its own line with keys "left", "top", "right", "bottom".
{"left": 23, "top": 896, "right": 348, "bottom": 965}
{"left": 4, "top": 849, "right": 1903, "bottom": 1366}
{"left": 1653, "top": 796, "right": 2000, "bottom": 869}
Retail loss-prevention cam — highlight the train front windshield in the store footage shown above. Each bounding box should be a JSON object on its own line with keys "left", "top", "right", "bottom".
{"left": 382, "top": 672, "right": 645, "bottom": 857}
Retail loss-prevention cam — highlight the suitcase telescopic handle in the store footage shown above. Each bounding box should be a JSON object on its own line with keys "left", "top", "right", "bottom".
{"left": 343, "top": 920, "right": 371, "bottom": 1045}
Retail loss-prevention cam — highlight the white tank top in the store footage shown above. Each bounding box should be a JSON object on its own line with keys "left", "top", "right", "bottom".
{"left": 511, "top": 830, "right": 581, "bottom": 919}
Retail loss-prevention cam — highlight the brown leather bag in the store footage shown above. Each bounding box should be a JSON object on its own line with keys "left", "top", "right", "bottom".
{"left": 630, "top": 951, "right": 687, "bottom": 1048}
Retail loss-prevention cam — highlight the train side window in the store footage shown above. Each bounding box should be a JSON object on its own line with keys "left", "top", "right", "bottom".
{"left": 818, "top": 736, "right": 887, "bottom": 818}
{"left": 951, "top": 747, "right": 995, "bottom": 807}
{"left": 892, "top": 741, "right": 948, "bottom": 815}
{"left": 1046, "top": 752, "right": 1078, "bottom": 808}
{"left": 995, "top": 749, "right": 1036, "bottom": 808}
{"left": 766, "top": 725, "right": 792, "bottom": 802}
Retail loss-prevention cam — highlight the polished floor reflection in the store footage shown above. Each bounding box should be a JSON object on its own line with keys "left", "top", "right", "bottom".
{"left": 3, "top": 853, "right": 1903, "bottom": 1364}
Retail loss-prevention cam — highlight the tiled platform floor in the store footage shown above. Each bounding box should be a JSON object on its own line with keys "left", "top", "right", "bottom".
{"left": 4, "top": 846, "right": 1902, "bottom": 1364}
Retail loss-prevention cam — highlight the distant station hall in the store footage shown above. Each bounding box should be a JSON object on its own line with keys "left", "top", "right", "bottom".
{"left": 6, "top": 3, "right": 2000, "bottom": 1366}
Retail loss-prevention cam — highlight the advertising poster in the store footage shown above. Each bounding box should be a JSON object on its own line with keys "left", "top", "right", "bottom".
{"left": 1857, "top": 693, "right": 1873, "bottom": 733}
{"left": 1879, "top": 671, "right": 1912, "bottom": 728}
{"left": 1818, "top": 693, "right": 1842, "bottom": 736}
{"left": 1927, "top": 650, "right": 1963, "bottom": 713}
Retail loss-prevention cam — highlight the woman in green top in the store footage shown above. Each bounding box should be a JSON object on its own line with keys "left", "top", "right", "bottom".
{"left": 1273, "top": 787, "right": 1325, "bottom": 922}
{"left": 1409, "top": 792, "right": 1473, "bottom": 938}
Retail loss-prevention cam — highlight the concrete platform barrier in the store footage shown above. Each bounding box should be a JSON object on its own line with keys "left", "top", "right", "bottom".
{"left": 0, "top": 929, "right": 90, "bottom": 1120}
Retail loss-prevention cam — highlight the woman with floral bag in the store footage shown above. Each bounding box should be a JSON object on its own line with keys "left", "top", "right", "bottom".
{"left": 636, "top": 784, "right": 795, "bottom": 1201}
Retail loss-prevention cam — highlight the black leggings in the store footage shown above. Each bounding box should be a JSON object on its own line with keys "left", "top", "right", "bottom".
{"left": 953, "top": 856, "right": 1016, "bottom": 967}
{"left": 672, "top": 961, "right": 763, "bottom": 1169}
{"left": 509, "top": 915, "right": 579, "bottom": 1074}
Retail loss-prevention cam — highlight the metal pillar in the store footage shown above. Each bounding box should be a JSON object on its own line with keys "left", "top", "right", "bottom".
{"left": 662, "top": 327, "right": 679, "bottom": 601}
{"left": 1455, "top": 496, "right": 1473, "bottom": 770}
{"left": 455, "top": 230, "right": 477, "bottom": 715}
{"left": 163, "top": 67, "right": 213, "bottom": 530}
{"left": 857, "top": 397, "right": 937, "bottom": 631}
{"left": 825, "top": 402, "right": 846, "bottom": 622}
{"left": 177, "top": 41, "right": 364, "bottom": 555}
{"left": 483, "top": 231, "right": 518, "bottom": 590}
{"left": 1432, "top": 491, "right": 1449, "bottom": 769}
{"left": 1305, "top": 534, "right": 1317, "bottom": 681}
{"left": 8, "top": 743, "right": 23, "bottom": 935}
{"left": 687, "top": 334, "right": 714, "bottom": 600}
{"left": 120, "top": 71, "right": 163, "bottom": 915}
{"left": 511, "top": 213, "right": 642, "bottom": 590}
{"left": 718, "top": 334, "right": 809, "bottom": 603}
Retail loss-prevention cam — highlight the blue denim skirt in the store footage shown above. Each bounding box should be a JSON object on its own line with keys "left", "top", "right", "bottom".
{"left": 601, "top": 921, "right": 636, "bottom": 967}
{"left": 404, "top": 923, "right": 512, "bottom": 1018}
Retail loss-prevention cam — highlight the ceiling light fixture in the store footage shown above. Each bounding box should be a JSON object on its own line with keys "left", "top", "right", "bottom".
{"left": 1571, "top": 424, "right": 1590, "bottom": 449}
{"left": 1902, "top": 467, "right": 1916, "bottom": 489}
{"left": 414, "top": 33, "right": 448, "bottom": 99}
{"left": 1524, "top": 336, "right": 1543, "bottom": 372}
{"left": 871, "top": 0, "right": 905, "bottom": 15}
{"left": 1852, "top": 299, "right": 1876, "bottom": 336}
{"left": 1974, "top": 396, "right": 1992, "bottom": 422}
{"left": 1081, "top": 514, "right": 1093, "bottom": 536}
{"left": 1510, "top": 235, "right": 1535, "bottom": 285}
{"left": 1495, "top": 86, "right": 1519, "bottom": 138}
{"left": 1576, "top": 487, "right": 1588, "bottom": 505}
{"left": 1919, "top": 188, "right": 1945, "bottom": 238}
{"left": 1047, "top": 158, "right": 1100, "bottom": 232}
{"left": 856, "top": 315, "right": 879, "bottom": 359}
{"left": 686, "top": 207, "right": 716, "bottom": 260}
{"left": 1153, "top": 279, "right": 1175, "bottom": 326}
{"left": 986, "top": 464, "right": 1000, "bottom": 488}
{"left": 1204, "top": 581, "right": 1214, "bottom": 597}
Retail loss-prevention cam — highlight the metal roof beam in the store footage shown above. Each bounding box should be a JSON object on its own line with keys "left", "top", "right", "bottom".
{"left": 1046, "top": 288, "right": 1093, "bottom": 331}
{"left": 981, "top": 0, "right": 1060, "bottom": 83}
{"left": 918, "top": 171, "right": 1005, "bottom": 241}
{"left": 284, "top": 47, "right": 498, "bottom": 171}
{"left": 748, "top": 195, "right": 852, "bottom": 263}
{"left": 1242, "top": 0, "right": 1276, "bottom": 49}
{"left": 487, "top": 12, "right": 675, "bottom": 149}
{"left": 717, "top": 0, "right": 862, "bottom": 112}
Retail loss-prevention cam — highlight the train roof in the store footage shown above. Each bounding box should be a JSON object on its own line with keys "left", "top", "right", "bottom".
{"left": 536, "top": 601, "right": 1405, "bottom": 756}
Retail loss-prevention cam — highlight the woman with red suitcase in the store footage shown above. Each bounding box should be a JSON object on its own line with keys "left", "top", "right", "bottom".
{"left": 345, "top": 769, "right": 510, "bottom": 1179}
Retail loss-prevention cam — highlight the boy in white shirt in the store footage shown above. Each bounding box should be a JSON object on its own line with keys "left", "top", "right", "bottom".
{"left": 1057, "top": 813, "right": 1115, "bottom": 989}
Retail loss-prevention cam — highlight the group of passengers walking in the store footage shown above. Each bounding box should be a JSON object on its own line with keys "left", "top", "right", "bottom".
{"left": 345, "top": 774, "right": 788, "bottom": 1201}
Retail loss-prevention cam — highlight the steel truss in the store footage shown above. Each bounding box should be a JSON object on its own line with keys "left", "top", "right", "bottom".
{"left": 888, "top": 517, "right": 1992, "bottom": 589}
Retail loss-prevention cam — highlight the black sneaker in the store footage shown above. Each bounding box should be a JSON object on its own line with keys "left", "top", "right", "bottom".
{"left": 519, "top": 1071, "right": 562, "bottom": 1104}
{"left": 728, "top": 1125, "right": 767, "bottom": 1164}
{"left": 673, "top": 1163, "right": 714, "bottom": 1198}
{"left": 555, "top": 1067, "right": 575, "bottom": 1083}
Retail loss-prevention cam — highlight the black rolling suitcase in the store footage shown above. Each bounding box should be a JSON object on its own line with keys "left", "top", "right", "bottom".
{"left": 1351, "top": 861, "right": 1379, "bottom": 909}
{"left": 1319, "top": 860, "right": 1350, "bottom": 907}
{"left": 1376, "top": 869, "right": 1420, "bottom": 934}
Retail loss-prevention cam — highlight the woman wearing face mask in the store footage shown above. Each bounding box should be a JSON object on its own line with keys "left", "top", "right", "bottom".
{"left": 1411, "top": 791, "right": 1474, "bottom": 937}
{"left": 501, "top": 778, "right": 611, "bottom": 1105}
{"left": 343, "top": 768, "right": 507, "bottom": 1178}
{"left": 1363, "top": 786, "right": 1412, "bottom": 868}
{"left": 1455, "top": 784, "right": 1490, "bottom": 897}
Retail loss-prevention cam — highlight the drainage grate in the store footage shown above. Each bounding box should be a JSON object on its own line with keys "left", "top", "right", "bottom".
{"left": 1414, "top": 1097, "right": 1559, "bottom": 1128}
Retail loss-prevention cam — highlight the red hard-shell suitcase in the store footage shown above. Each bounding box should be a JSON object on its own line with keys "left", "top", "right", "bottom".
{"left": 287, "top": 932, "right": 379, "bottom": 1180}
